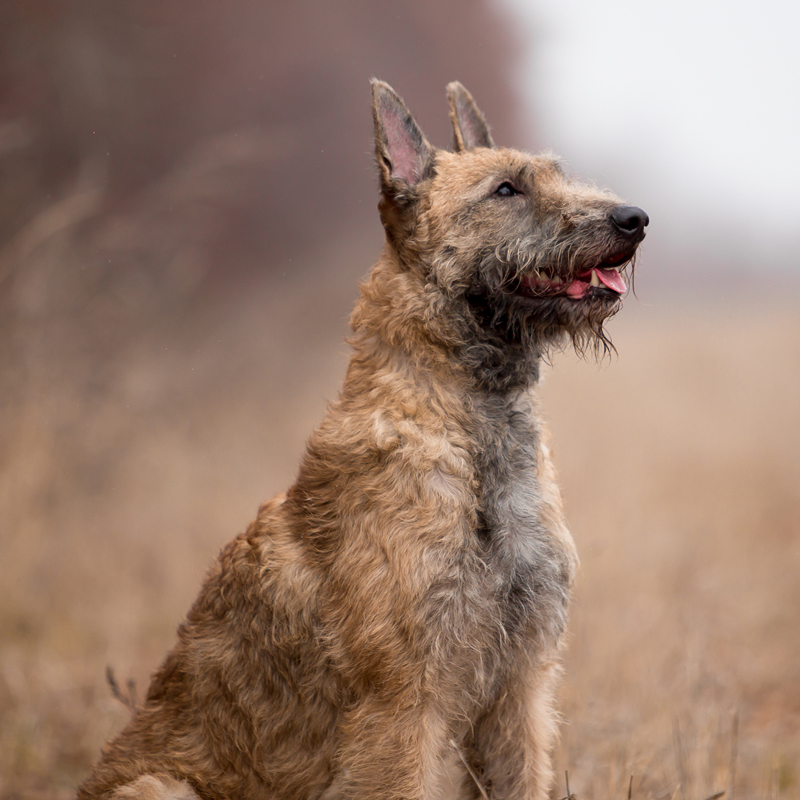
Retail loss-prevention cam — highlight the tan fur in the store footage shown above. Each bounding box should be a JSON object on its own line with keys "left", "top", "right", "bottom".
{"left": 77, "top": 81, "right": 647, "bottom": 800}
{"left": 110, "top": 776, "right": 199, "bottom": 800}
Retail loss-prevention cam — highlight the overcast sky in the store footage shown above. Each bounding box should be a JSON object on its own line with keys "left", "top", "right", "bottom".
{"left": 497, "top": 0, "right": 800, "bottom": 274}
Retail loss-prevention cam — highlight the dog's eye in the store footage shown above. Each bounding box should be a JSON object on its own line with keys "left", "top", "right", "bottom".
{"left": 494, "top": 181, "right": 521, "bottom": 197}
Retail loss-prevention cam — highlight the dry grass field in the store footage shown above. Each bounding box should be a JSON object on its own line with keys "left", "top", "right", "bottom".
{"left": 1, "top": 243, "right": 799, "bottom": 799}
{"left": 4, "top": 4, "right": 796, "bottom": 795}
{"left": 545, "top": 300, "right": 800, "bottom": 800}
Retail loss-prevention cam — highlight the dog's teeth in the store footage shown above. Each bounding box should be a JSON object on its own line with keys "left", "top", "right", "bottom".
{"left": 589, "top": 270, "right": 601, "bottom": 287}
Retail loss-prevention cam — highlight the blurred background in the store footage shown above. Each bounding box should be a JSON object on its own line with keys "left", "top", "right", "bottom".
{"left": 0, "top": 1, "right": 798, "bottom": 797}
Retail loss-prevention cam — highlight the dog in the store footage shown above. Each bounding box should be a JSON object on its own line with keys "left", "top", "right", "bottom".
{"left": 77, "top": 80, "right": 648, "bottom": 800}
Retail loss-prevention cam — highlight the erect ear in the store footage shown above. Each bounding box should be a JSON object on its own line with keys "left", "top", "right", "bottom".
{"left": 446, "top": 81, "right": 495, "bottom": 152}
{"left": 371, "top": 79, "right": 433, "bottom": 190}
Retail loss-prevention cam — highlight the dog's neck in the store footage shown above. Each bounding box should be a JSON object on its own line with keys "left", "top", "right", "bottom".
{"left": 350, "top": 247, "right": 542, "bottom": 396}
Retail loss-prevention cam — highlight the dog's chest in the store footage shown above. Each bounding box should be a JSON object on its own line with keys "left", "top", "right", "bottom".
{"left": 470, "top": 392, "right": 574, "bottom": 641}
{"left": 472, "top": 393, "right": 544, "bottom": 547}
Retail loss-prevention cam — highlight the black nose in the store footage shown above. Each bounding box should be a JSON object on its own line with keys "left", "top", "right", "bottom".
{"left": 611, "top": 205, "right": 649, "bottom": 237}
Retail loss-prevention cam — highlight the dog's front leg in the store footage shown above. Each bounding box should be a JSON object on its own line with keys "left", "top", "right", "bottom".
{"left": 331, "top": 696, "right": 451, "bottom": 800}
{"left": 471, "top": 657, "right": 562, "bottom": 800}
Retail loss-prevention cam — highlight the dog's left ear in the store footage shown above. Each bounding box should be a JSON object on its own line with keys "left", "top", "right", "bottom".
{"left": 371, "top": 79, "right": 433, "bottom": 190}
{"left": 447, "top": 82, "right": 495, "bottom": 152}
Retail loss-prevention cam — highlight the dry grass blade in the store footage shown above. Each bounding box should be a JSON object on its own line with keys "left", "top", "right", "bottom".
{"left": 705, "top": 791, "right": 726, "bottom": 800}
{"left": 628, "top": 774, "right": 634, "bottom": 800}
{"left": 770, "top": 755, "right": 779, "bottom": 800}
{"left": 450, "top": 739, "right": 489, "bottom": 800}
{"left": 560, "top": 769, "right": 576, "bottom": 800}
{"left": 673, "top": 719, "right": 689, "bottom": 792}
{"left": 729, "top": 710, "right": 739, "bottom": 800}
{"left": 105, "top": 666, "right": 139, "bottom": 713}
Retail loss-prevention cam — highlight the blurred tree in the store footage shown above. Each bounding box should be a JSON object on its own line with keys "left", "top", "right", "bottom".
{"left": 0, "top": 0, "right": 523, "bottom": 283}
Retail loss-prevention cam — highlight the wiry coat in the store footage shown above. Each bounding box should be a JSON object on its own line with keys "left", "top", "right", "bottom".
{"left": 77, "top": 81, "right": 647, "bottom": 800}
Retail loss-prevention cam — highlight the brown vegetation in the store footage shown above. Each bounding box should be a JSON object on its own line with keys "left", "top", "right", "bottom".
{"left": 0, "top": 5, "right": 798, "bottom": 799}
{"left": 3, "top": 218, "right": 799, "bottom": 798}
{"left": 2, "top": 237, "right": 800, "bottom": 799}
{"left": 547, "top": 300, "right": 800, "bottom": 799}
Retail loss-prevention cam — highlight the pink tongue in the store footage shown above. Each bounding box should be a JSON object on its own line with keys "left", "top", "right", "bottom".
{"left": 565, "top": 268, "right": 627, "bottom": 300}
{"left": 594, "top": 268, "right": 627, "bottom": 293}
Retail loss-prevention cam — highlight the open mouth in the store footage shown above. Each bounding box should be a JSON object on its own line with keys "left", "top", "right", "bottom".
{"left": 515, "top": 251, "right": 633, "bottom": 302}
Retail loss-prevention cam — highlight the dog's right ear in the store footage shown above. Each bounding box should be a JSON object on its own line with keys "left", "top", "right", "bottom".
{"left": 447, "top": 81, "right": 495, "bottom": 152}
{"left": 371, "top": 79, "right": 433, "bottom": 192}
